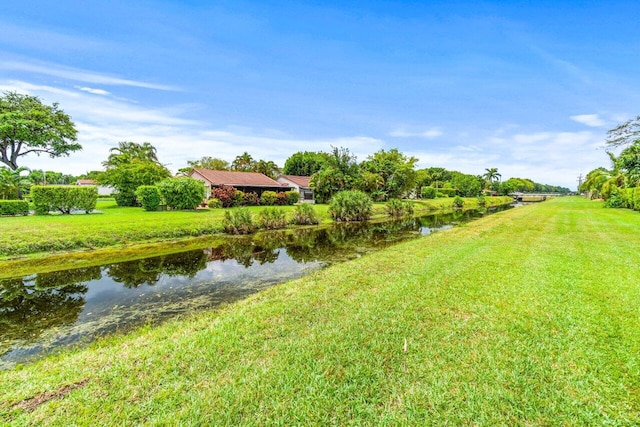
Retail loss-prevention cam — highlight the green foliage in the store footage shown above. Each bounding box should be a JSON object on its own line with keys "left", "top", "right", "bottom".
{"left": 275, "top": 191, "right": 288, "bottom": 205}
{"left": 361, "top": 148, "right": 418, "bottom": 200}
{"left": 421, "top": 186, "right": 436, "bottom": 199}
{"left": 102, "top": 141, "right": 159, "bottom": 168}
{"left": 283, "top": 151, "right": 330, "bottom": 176}
{"left": 242, "top": 191, "right": 260, "bottom": 206}
{"left": 453, "top": 196, "right": 465, "bottom": 209}
{"left": 223, "top": 208, "right": 256, "bottom": 234}
{"left": 477, "top": 195, "right": 487, "bottom": 207}
{"left": 0, "top": 91, "right": 80, "bottom": 170}
{"left": 386, "top": 199, "right": 414, "bottom": 217}
{"left": 186, "top": 156, "right": 229, "bottom": 171}
{"left": 207, "top": 198, "right": 222, "bottom": 208}
{"left": 439, "top": 188, "right": 457, "bottom": 197}
{"left": 604, "top": 186, "right": 626, "bottom": 208}
{"left": 212, "top": 185, "right": 238, "bottom": 208}
{"left": 0, "top": 200, "right": 29, "bottom": 216}
{"left": 451, "top": 171, "right": 482, "bottom": 197}
{"left": 31, "top": 185, "right": 97, "bottom": 215}
{"left": 633, "top": 187, "right": 640, "bottom": 210}
{"left": 135, "top": 185, "right": 162, "bottom": 211}
{"left": 616, "top": 140, "right": 640, "bottom": 186}
{"left": 286, "top": 190, "right": 300, "bottom": 205}
{"left": 260, "top": 191, "right": 278, "bottom": 206}
{"left": 157, "top": 178, "right": 205, "bottom": 210}
{"left": 99, "top": 158, "right": 171, "bottom": 207}
{"left": 0, "top": 166, "right": 30, "bottom": 199}
{"left": 328, "top": 190, "right": 373, "bottom": 222}
{"left": 257, "top": 207, "right": 288, "bottom": 229}
{"left": 234, "top": 190, "right": 245, "bottom": 207}
{"left": 289, "top": 203, "right": 320, "bottom": 225}
{"left": 310, "top": 147, "right": 362, "bottom": 203}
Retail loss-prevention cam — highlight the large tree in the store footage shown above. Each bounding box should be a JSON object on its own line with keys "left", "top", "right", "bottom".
{"left": 99, "top": 142, "right": 170, "bottom": 207}
{"left": 606, "top": 115, "right": 640, "bottom": 148}
{"left": 0, "top": 91, "right": 80, "bottom": 170}
{"left": 283, "top": 151, "right": 329, "bottom": 176}
{"left": 185, "top": 156, "right": 230, "bottom": 171}
{"left": 360, "top": 148, "right": 418, "bottom": 200}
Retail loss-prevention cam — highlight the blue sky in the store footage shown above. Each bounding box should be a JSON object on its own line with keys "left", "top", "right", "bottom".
{"left": 1, "top": 1, "right": 639, "bottom": 189}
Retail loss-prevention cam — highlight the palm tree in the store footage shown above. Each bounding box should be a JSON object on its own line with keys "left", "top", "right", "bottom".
{"left": 103, "top": 142, "right": 159, "bottom": 168}
{"left": 0, "top": 166, "right": 30, "bottom": 199}
{"left": 483, "top": 168, "right": 501, "bottom": 188}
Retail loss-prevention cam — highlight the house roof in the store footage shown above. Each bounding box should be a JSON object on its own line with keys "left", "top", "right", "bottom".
{"left": 279, "top": 175, "right": 312, "bottom": 189}
{"left": 76, "top": 179, "right": 97, "bottom": 185}
{"left": 192, "top": 169, "right": 284, "bottom": 187}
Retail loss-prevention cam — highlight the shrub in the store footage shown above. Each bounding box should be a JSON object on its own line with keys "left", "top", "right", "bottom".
{"left": 477, "top": 195, "right": 487, "bottom": 207}
{"left": 329, "top": 190, "right": 373, "bottom": 222}
{"left": 114, "top": 191, "right": 138, "bottom": 207}
{"left": 439, "top": 188, "right": 457, "bottom": 197}
{"left": 436, "top": 192, "right": 447, "bottom": 198}
{"left": 386, "top": 199, "right": 414, "bottom": 217}
{"left": 275, "top": 192, "right": 289, "bottom": 206}
{"left": 31, "top": 185, "right": 98, "bottom": 215}
{"left": 421, "top": 186, "right": 436, "bottom": 199}
{"left": 453, "top": 196, "right": 465, "bottom": 209}
{"left": 207, "top": 198, "right": 222, "bottom": 208}
{"left": 212, "top": 185, "right": 237, "bottom": 208}
{"left": 286, "top": 190, "right": 300, "bottom": 205}
{"left": 604, "top": 187, "right": 626, "bottom": 208}
{"left": 135, "top": 185, "right": 161, "bottom": 211}
{"left": 158, "top": 178, "right": 205, "bottom": 210}
{"left": 223, "top": 208, "right": 256, "bottom": 234}
{"left": 261, "top": 191, "right": 277, "bottom": 206}
{"left": 0, "top": 200, "right": 29, "bottom": 216}
{"left": 289, "top": 203, "right": 319, "bottom": 225}
{"left": 257, "top": 207, "right": 288, "bottom": 229}
{"left": 633, "top": 187, "right": 640, "bottom": 210}
{"left": 234, "top": 190, "right": 245, "bottom": 207}
{"left": 243, "top": 191, "right": 260, "bottom": 206}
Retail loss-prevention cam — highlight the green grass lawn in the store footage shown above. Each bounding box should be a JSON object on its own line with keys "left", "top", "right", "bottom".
{"left": 0, "top": 197, "right": 511, "bottom": 261}
{"left": 1, "top": 197, "right": 638, "bottom": 424}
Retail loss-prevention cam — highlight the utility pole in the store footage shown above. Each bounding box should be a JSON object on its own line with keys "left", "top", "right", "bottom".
{"left": 577, "top": 173, "right": 583, "bottom": 193}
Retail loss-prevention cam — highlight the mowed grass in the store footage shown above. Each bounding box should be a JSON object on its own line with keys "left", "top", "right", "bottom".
{"left": 4, "top": 197, "right": 635, "bottom": 425}
{"left": 0, "top": 196, "right": 511, "bottom": 260}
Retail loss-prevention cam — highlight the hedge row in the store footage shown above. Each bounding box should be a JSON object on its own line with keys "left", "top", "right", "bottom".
{"left": 607, "top": 187, "right": 640, "bottom": 210}
{"left": 0, "top": 200, "right": 29, "bottom": 216}
{"left": 210, "top": 186, "right": 299, "bottom": 208}
{"left": 31, "top": 186, "right": 98, "bottom": 215}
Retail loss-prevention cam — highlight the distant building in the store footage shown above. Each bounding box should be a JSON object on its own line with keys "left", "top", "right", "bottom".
{"left": 276, "top": 175, "right": 314, "bottom": 203}
{"left": 76, "top": 179, "right": 113, "bottom": 196}
{"left": 189, "top": 169, "right": 290, "bottom": 198}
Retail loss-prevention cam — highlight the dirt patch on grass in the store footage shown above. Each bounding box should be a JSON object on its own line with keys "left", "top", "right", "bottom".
{"left": 11, "top": 379, "right": 88, "bottom": 412}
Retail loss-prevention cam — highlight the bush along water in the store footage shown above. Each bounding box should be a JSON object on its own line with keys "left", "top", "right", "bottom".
{"left": 223, "top": 208, "right": 256, "bottom": 234}
{"left": 329, "top": 190, "right": 373, "bottom": 222}
{"left": 289, "top": 203, "right": 320, "bottom": 225}
{"left": 453, "top": 196, "right": 465, "bottom": 209}
{"left": 257, "top": 207, "right": 288, "bottom": 229}
{"left": 386, "top": 199, "right": 414, "bottom": 218}
{"left": 135, "top": 185, "right": 162, "bottom": 211}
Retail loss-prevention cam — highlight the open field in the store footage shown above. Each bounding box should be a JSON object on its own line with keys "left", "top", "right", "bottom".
{"left": 3, "top": 197, "right": 635, "bottom": 425}
{"left": 0, "top": 196, "right": 512, "bottom": 260}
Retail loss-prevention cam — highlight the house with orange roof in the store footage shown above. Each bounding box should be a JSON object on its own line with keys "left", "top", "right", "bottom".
{"left": 189, "top": 169, "right": 290, "bottom": 199}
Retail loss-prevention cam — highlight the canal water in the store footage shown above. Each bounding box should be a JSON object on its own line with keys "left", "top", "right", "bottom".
{"left": 0, "top": 206, "right": 509, "bottom": 369}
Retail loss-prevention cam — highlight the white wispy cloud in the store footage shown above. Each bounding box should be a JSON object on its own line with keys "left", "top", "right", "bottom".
{"left": 389, "top": 127, "right": 443, "bottom": 138}
{"left": 0, "top": 61, "right": 177, "bottom": 91}
{"left": 76, "top": 86, "right": 110, "bottom": 96}
{"left": 570, "top": 114, "right": 605, "bottom": 127}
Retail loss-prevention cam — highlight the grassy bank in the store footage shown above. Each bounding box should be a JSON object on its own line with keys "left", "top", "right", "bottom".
{"left": 0, "top": 196, "right": 512, "bottom": 260}
{"left": 5, "top": 197, "right": 633, "bottom": 425}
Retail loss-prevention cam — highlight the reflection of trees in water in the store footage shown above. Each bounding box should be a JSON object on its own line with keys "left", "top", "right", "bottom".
{"left": 0, "top": 273, "right": 90, "bottom": 354}
{"left": 107, "top": 250, "right": 208, "bottom": 288}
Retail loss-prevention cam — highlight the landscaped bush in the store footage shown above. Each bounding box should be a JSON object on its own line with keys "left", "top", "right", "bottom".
{"left": 158, "top": 178, "right": 205, "bottom": 210}
{"left": 329, "top": 190, "right": 373, "bottom": 222}
{"left": 0, "top": 200, "right": 29, "bottom": 216}
{"left": 212, "top": 185, "right": 238, "bottom": 208}
{"left": 633, "top": 187, "right": 640, "bottom": 210}
{"left": 114, "top": 191, "right": 138, "bottom": 207}
{"left": 207, "top": 198, "right": 222, "bottom": 208}
{"left": 436, "top": 192, "right": 447, "bottom": 198}
{"left": 477, "top": 195, "right": 487, "bottom": 207}
{"left": 223, "top": 208, "right": 256, "bottom": 234}
{"left": 31, "top": 185, "right": 98, "bottom": 215}
{"left": 289, "top": 203, "right": 319, "bottom": 225}
{"left": 260, "top": 191, "right": 277, "bottom": 206}
{"left": 275, "top": 191, "right": 288, "bottom": 206}
{"left": 386, "top": 199, "right": 414, "bottom": 217}
{"left": 286, "top": 190, "right": 300, "bottom": 205}
{"left": 257, "top": 207, "right": 288, "bottom": 229}
{"left": 604, "top": 187, "right": 626, "bottom": 208}
{"left": 453, "top": 196, "right": 465, "bottom": 209}
{"left": 135, "top": 185, "right": 162, "bottom": 211}
{"left": 234, "top": 190, "right": 245, "bottom": 207}
{"left": 421, "top": 186, "right": 436, "bottom": 199}
{"left": 439, "top": 188, "right": 457, "bottom": 197}
{"left": 243, "top": 191, "right": 260, "bottom": 206}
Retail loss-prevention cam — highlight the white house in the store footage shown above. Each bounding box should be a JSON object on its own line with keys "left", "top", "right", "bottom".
{"left": 276, "top": 175, "right": 314, "bottom": 203}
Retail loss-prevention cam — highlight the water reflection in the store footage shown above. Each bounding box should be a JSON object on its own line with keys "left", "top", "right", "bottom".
{"left": 0, "top": 207, "right": 507, "bottom": 368}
